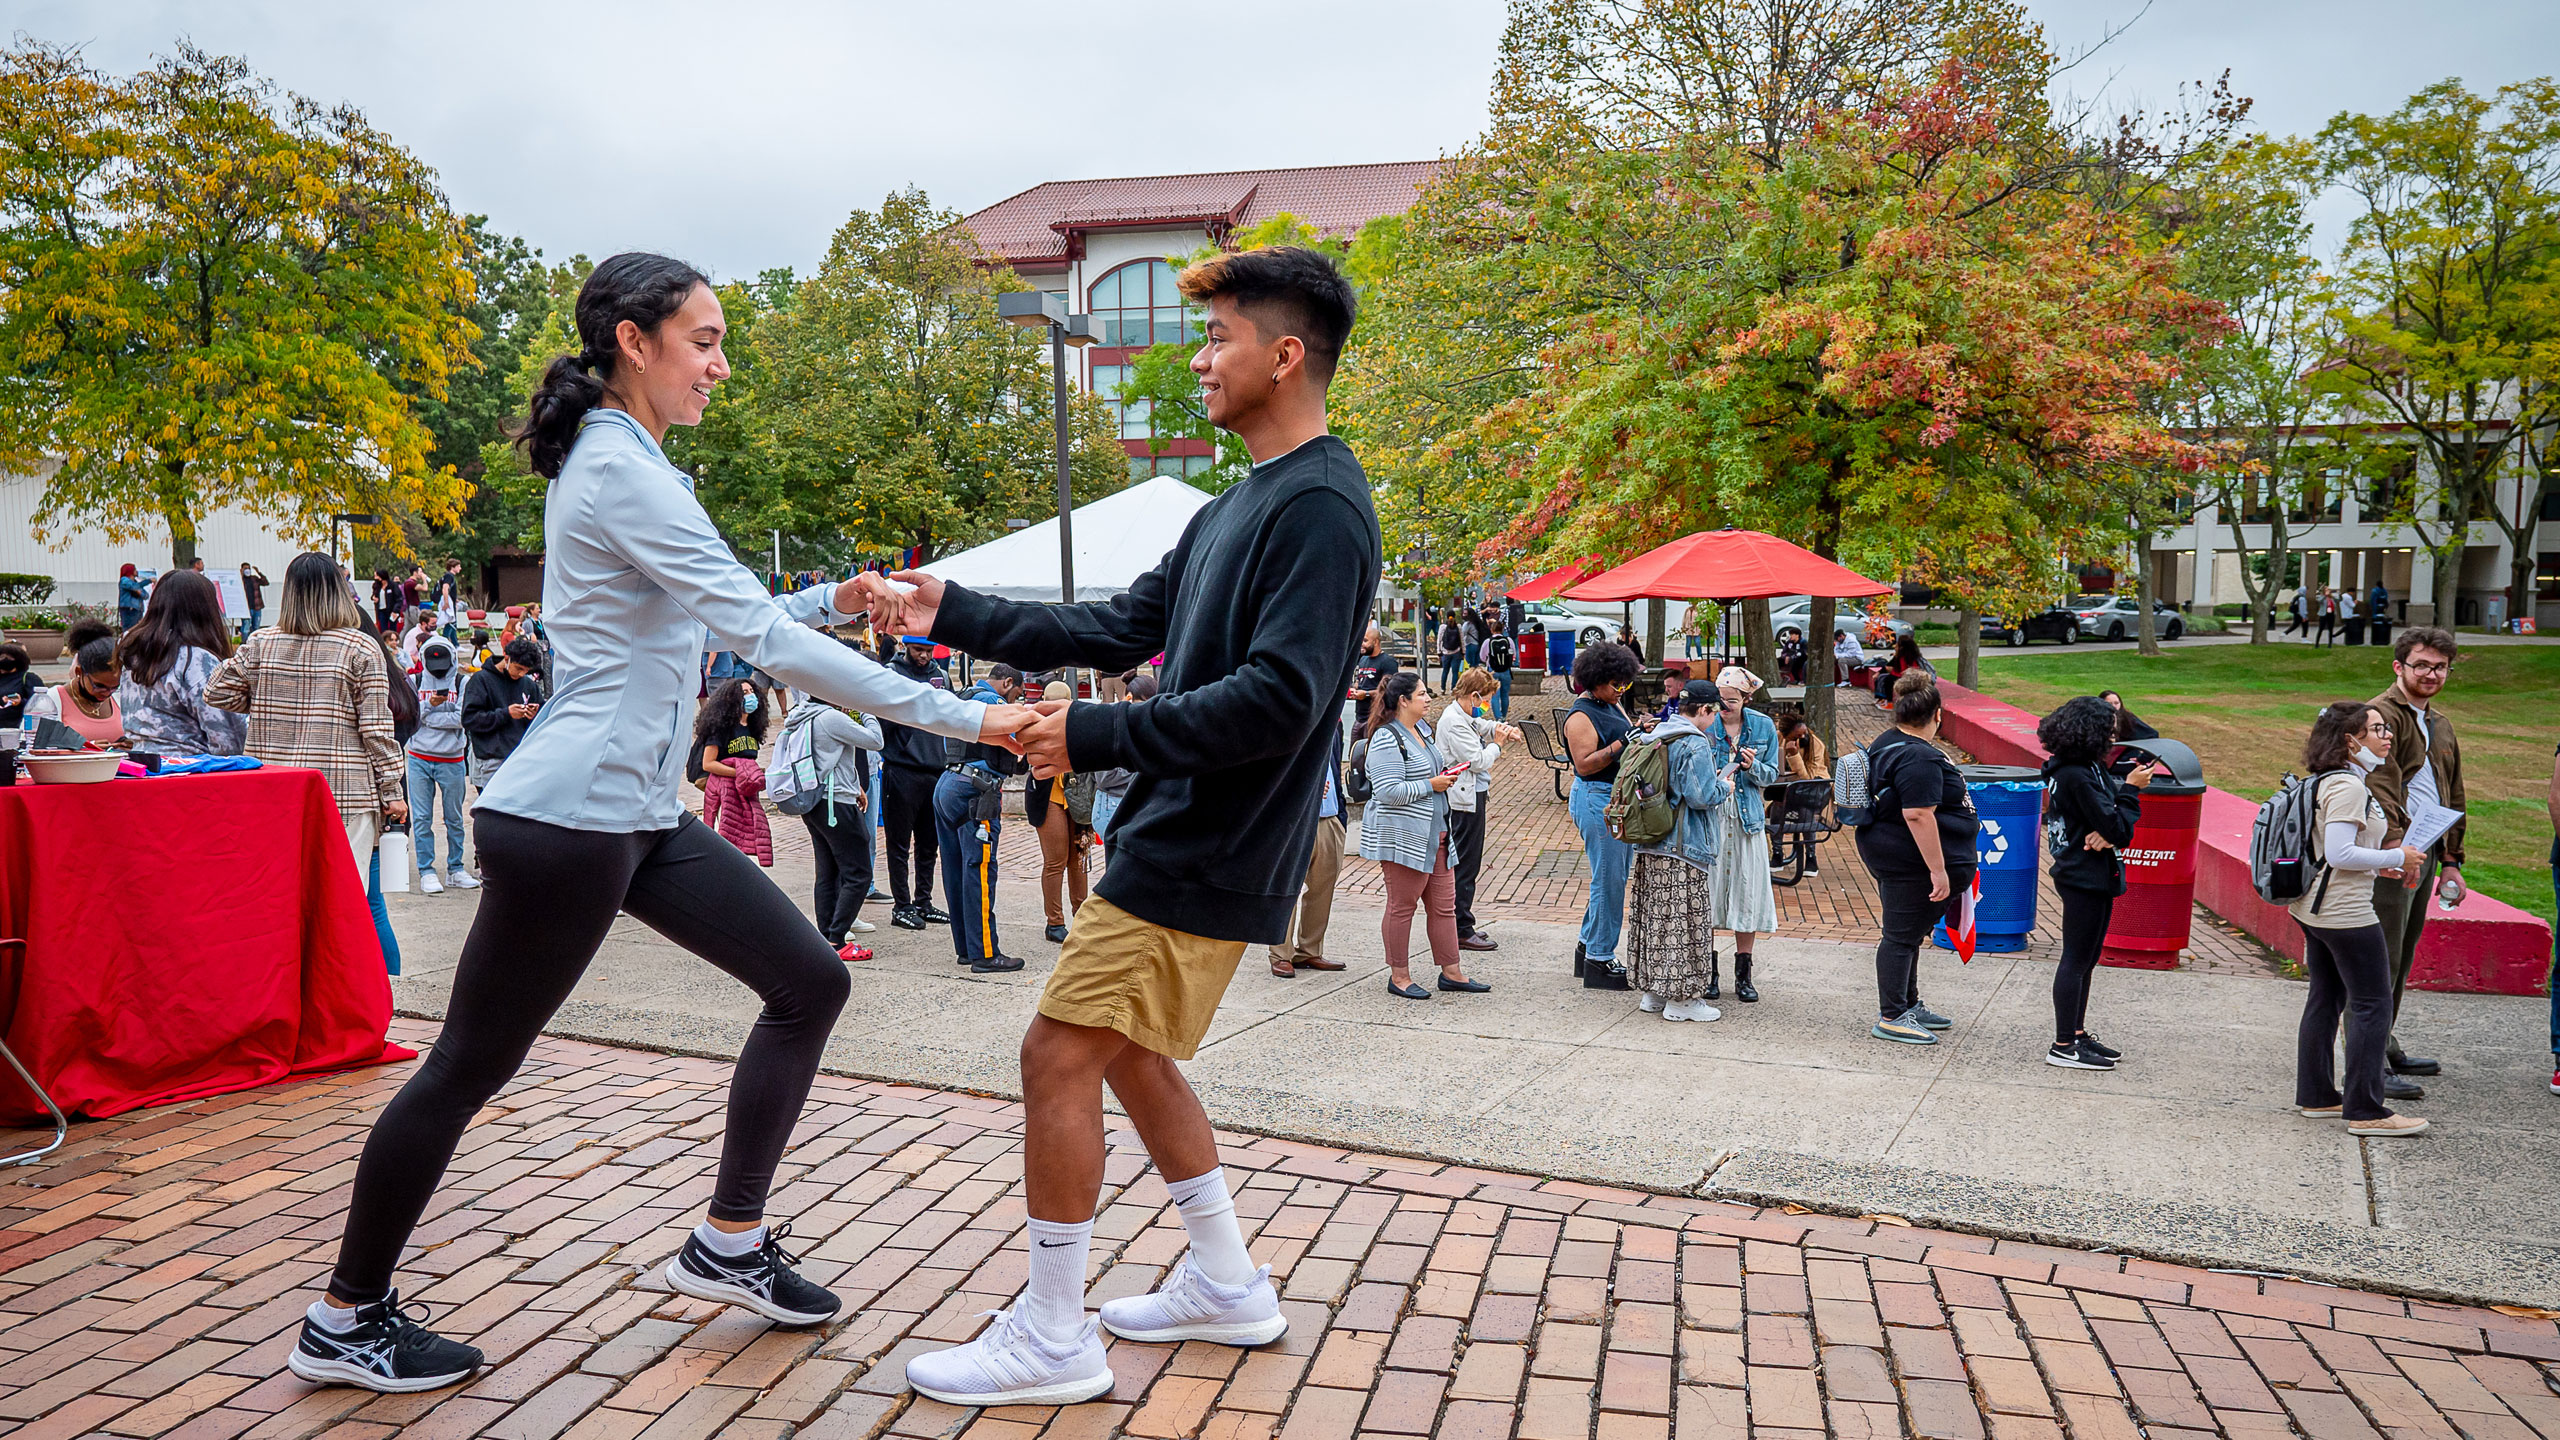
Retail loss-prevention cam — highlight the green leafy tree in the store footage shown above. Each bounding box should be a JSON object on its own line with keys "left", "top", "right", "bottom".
{"left": 2317, "top": 78, "right": 2560, "bottom": 626}
{"left": 0, "top": 40, "right": 478, "bottom": 567}
{"left": 729, "top": 188, "right": 1123, "bottom": 567}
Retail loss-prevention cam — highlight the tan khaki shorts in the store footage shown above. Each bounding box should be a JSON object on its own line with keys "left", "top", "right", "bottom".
{"left": 1038, "top": 895, "right": 1247, "bottom": 1060}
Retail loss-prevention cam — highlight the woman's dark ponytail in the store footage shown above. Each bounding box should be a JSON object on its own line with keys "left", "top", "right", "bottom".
{"left": 511, "top": 251, "right": 711, "bottom": 479}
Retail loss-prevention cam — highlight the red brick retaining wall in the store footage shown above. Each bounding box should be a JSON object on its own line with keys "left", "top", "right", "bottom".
{"left": 1931, "top": 682, "right": 2552, "bottom": 995}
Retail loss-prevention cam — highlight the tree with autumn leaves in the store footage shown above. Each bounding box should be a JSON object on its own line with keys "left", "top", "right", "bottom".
{"left": 0, "top": 41, "right": 478, "bottom": 568}
{"left": 1338, "top": 0, "right": 2226, "bottom": 746}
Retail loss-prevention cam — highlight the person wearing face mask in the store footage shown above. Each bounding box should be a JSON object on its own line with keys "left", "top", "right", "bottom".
{"left": 405, "top": 637, "right": 477, "bottom": 894}
{"left": 691, "top": 678, "right": 774, "bottom": 864}
{"left": 2291, "top": 701, "right": 2430, "bottom": 1137}
{"left": 1700, "top": 668, "right": 1783, "bottom": 1002}
{"left": 1437, "top": 669, "right": 1521, "bottom": 952}
{"left": 0, "top": 644, "right": 38, "bottom": 734}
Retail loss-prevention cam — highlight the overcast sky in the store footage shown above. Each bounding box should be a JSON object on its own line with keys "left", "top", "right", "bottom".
{"left": 7, "top": 0, "right": 2556, "bottom": 280}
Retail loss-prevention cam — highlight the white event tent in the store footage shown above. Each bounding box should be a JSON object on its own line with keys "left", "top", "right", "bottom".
{"left": 918, "top": 473, "right": 1215, "bottom": 603}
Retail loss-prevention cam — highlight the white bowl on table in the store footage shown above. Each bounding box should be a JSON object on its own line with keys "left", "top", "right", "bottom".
{"left": 21, "top": 751, "right": 125, "bottom": 785}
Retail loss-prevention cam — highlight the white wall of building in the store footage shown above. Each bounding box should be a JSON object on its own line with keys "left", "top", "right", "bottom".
{"left": 0, "top": 468, "right": 314, "bottom": 607}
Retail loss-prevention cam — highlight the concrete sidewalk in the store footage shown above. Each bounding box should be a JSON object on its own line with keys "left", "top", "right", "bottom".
{"left": 385, "top": 862, "right": 2560, "bottom": 1307}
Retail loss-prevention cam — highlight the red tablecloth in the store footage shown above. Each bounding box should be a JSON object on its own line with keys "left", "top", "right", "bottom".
{"left": 0, "top": 767, "right": 415, "bottom": 1120}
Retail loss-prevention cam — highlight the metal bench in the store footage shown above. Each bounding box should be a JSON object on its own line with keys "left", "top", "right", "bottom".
{"left": 1517, "top": 716, "right": 1576, "bottom": 801}
{"left": 1764, "top": 779, "right": 1839, "bottom": 888}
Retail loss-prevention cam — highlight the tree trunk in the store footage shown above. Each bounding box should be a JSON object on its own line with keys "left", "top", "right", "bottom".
{"left": 2134, "top": 542, "right": 2161, "bottom": 657}
{"left": 1741, "top": 598, "right": 1775, "bottom": 693}
{"left": 2430, "top": 538, "right": 2462, "bottom": 629}
{"left": 1645, "top": 598, "right": 1667, "bottom": 676}
{"left": 1956, "top": 607, "right": 1981, "bottom": 689}
{"left": 1806, "top": 595, "right": 1837, "bottom": 757}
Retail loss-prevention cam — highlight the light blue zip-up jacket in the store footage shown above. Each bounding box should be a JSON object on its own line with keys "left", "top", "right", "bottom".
{"left": 478, "top": 408, "right": 986, "bottom": 831}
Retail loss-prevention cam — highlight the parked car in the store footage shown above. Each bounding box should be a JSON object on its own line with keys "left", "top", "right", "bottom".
{"left": 1514, "top": 599, "right": 1615, "bottom": 649}
{"left": 2072, "top": 594, "right": 2185, "bottom": 642}
{"left": 1984, "top": 608, "right": 2081, "bottom": 646}
{"left": 1768, "top": 596, "right": 1912, "bottom": 649}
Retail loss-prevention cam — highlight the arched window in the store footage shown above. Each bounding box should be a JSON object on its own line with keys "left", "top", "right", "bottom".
{"left": 1085, "top": 260, "right": 1195, "bottom": 350}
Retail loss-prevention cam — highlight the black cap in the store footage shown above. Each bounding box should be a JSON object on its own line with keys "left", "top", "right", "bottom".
{"left": 1681, "top": 678, "right": 1722, "bottom": 705}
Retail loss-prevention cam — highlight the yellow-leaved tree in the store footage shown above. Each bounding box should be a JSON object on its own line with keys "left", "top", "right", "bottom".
{"left": 0, "top": 41, "right": 477, "bottom": 567}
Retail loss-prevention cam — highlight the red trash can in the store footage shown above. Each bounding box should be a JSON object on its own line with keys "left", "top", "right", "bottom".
{"left": 1520, "top": 631, "right": 1547, "bottom": 671}
{"left": 2101, "top": 738, "right": 2207, "bottom": 969}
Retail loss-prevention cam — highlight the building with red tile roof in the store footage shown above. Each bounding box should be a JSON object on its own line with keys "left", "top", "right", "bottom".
{"left": 958, "top": 161, "right": 1440, "bottom": 480}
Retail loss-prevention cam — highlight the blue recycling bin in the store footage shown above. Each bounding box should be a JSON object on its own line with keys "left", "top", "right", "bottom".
{"left": 1546, "top": 628, "right": 1575, "bottom": 676}
{"left": 1932, "top": 764, "right": 2043, "bottom": 954}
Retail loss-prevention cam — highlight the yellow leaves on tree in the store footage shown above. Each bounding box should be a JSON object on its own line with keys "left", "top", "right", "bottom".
{"left": 0, "top": 40, "right": 477, "bottom": 566}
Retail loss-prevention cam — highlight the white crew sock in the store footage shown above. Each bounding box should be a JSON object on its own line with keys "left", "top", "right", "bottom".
{"left": 308, "top": 1298, "right": 363, "bottom": 1333}
{"left": 695, "top": 1221, "right": 765, "bottom": 1258}
{"left": 1023, "top": 1217, "right": 1094, "bottom": 1341}
{"left": 1165, "top": 1168, "right": 1256, "bottom": 1287}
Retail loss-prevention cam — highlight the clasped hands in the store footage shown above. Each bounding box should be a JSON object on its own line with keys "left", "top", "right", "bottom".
{"left": 849, "top": 568, "right": 1072, "bottom": 778}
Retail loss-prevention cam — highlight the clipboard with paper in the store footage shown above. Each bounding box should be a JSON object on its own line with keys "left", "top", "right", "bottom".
{"left": 2402, "top": 800, "right": 2463, "bottom": 856}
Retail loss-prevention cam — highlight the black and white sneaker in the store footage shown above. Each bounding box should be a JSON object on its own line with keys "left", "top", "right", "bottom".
{"left": 665, "top": 1223, "right": 842, "bottom": 1326}
{"left": 2078, "top": 1031, "right": 2123, "bottom": 1061}
{"left": 2045, "top": 1038, "right": 2116, "bottom": 1071}
{"left": 890, "top": 907, "right": 928, "bottom": 932}
{"left": 287, "top": 1292, "right": 483, "bottom": 1392}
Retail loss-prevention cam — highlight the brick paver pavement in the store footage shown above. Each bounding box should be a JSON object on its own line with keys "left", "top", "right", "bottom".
{"left": 4, "top": 1021, "right": 2550, "bottom": 1440}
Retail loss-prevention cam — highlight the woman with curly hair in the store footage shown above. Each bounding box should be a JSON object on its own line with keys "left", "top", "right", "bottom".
{"left": 692, "top": 678, "right": 774, "bottom": 864}
{"left": 1563, "top": 640, "right": 1646, "bottom": 987}
{"left": 2035, "top": 697, "right": 2152, "bottom": 1070}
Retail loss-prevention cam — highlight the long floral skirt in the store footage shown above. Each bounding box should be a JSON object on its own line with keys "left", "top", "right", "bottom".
{"left": 1628, "top": 852, "right": 1717, "bottom": 1001}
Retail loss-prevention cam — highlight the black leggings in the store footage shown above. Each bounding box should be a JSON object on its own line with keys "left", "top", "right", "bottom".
{"left": 2053, "top": 887, "right": 2115, "bottom": 1044}
{"left": 2296, "top": 920, "right": 2393, "bottom": 1121}
{"left": 328, "top": 810, "right": 850, "bottom": 1304}
{"left": 1868, "top": 863, "right": 1969, "bottom": 1018}
{"left": 880, "top": 764, "right": 941, "bottom": 908}
{"left": 803, "top": 803, "right": 873, "bottom": 945}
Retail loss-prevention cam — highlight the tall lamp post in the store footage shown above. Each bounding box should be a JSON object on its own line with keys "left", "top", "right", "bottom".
{"left": 997, "top": 290, "right": 1101, "bottom": 689}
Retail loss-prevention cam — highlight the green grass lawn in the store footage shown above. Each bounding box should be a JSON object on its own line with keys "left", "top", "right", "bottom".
{"left": 1971, "top": 643, "right": 2560, "bottom": 927}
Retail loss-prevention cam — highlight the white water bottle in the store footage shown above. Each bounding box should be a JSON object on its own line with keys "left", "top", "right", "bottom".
{"left": 378, "top": 830, "right": 413, "bottom": 893}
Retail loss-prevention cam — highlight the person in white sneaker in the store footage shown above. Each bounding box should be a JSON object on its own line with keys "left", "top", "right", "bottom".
{"left": 1627, "top": 680, "right": 1739, "bottom": 1024}
{"left": 868, "top": 248, "right": 1374, "bottom": 1409}
{"left": 405, "top": 637, "right": 475, "bottom": 893}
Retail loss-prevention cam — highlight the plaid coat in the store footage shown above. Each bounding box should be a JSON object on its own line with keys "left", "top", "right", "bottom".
{"left": 205, "top": 629, "right": 405, "bottom": 824}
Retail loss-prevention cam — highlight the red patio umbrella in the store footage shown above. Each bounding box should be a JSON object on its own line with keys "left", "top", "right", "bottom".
{"left": 1506, "top": 558, "right": 1602, "bottom": 602}
{"left": 1564, "top": 530, "right": 1889, "bottom": 602}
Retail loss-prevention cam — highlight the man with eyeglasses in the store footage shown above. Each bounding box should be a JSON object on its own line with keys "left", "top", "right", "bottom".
{"left": 2364, "top": 627, "right": 2466, "bottom": 1097}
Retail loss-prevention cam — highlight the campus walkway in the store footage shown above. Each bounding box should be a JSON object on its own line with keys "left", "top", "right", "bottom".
{"left": 4, "top": 1022, "right": 2557, "bottom": 1440}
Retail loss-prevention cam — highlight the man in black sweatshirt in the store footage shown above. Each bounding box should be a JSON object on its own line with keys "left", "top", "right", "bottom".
{"left": 874, "top": 248, "right": 1378, "bottom": 1408}
{"left": 875, "top": 638, "right": 953, "bottom": 929}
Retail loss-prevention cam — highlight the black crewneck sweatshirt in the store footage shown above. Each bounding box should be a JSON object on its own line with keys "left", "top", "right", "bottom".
{"left": 932, "top": 435, "right": 1380, "bottom": 941}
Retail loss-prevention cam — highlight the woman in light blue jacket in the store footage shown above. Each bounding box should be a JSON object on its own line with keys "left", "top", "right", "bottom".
{"left": 1356, "top": 672, "right": 1487, "bottom": 1000}
{"left": 1629, "top": 680, "right": 1736, "bottom": 1021}
{"left": 1700, "top": 667, "right": 1784, "bottom": 1002}
{"left": 295, "top": 256, "right": 1037, "bottom": 1393}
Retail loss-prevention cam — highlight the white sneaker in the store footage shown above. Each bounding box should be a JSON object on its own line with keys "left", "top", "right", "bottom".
{"left": 1637, "top": 992, "right": 1664, "bottom": 1013}
{"left": 1098, "top": 1256, "right": 1287, "bottom": 1345}
{"left": 846, "top": 918, "right": 876, "bottom": 934}
{"left": 1663, "top": 998, "right": 1722, "bottom": 1023}
{"left": 446, "top": 869, "right": 480, "bottom": 890}
{"left": 905, "top": 1308, "right": 1112, "bottom": 1407}
{"left": 417, "top": 869, "right": 443, "bottom": 895}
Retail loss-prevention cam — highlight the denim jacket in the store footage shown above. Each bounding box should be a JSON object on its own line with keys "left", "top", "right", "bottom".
{"left": 1638, "top": 717, "right": 1732, "bottom": 870}
{"left": 1699, "top": 706, "right": 1782, "bottom": 836}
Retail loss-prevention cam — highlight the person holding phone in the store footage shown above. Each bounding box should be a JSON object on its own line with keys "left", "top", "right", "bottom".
{"left": 460, "top": 637, "right": 545, "bottom": 789}
{"left": 1854, "top": 673, "right": 1974, "bottom": 1045}
{"left": 1701, "top": 667, "right": 1782, "bottom": 1002}
{"left": 2036, "top": 697, "right": 2151, "bottom": 1071}
{"left": 1356, "top": 673, "right": 1487, "bottom": 999}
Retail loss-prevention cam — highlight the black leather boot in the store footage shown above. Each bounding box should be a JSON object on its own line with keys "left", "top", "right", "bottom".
{"left": 1735, "top": 952, "right": 1759, "bottom": 1003}
{"left": 1702, "top": 949, "right": 1721, "bottom": 1001}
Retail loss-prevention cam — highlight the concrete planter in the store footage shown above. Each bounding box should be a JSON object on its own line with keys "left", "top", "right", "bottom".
{"left": 3, "top": 629, "right": 64, "bottom": 663}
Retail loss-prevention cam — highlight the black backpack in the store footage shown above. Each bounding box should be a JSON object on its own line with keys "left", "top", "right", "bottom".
{"left": 1345, "top": 726, "right": 1408, "bottom": 805}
